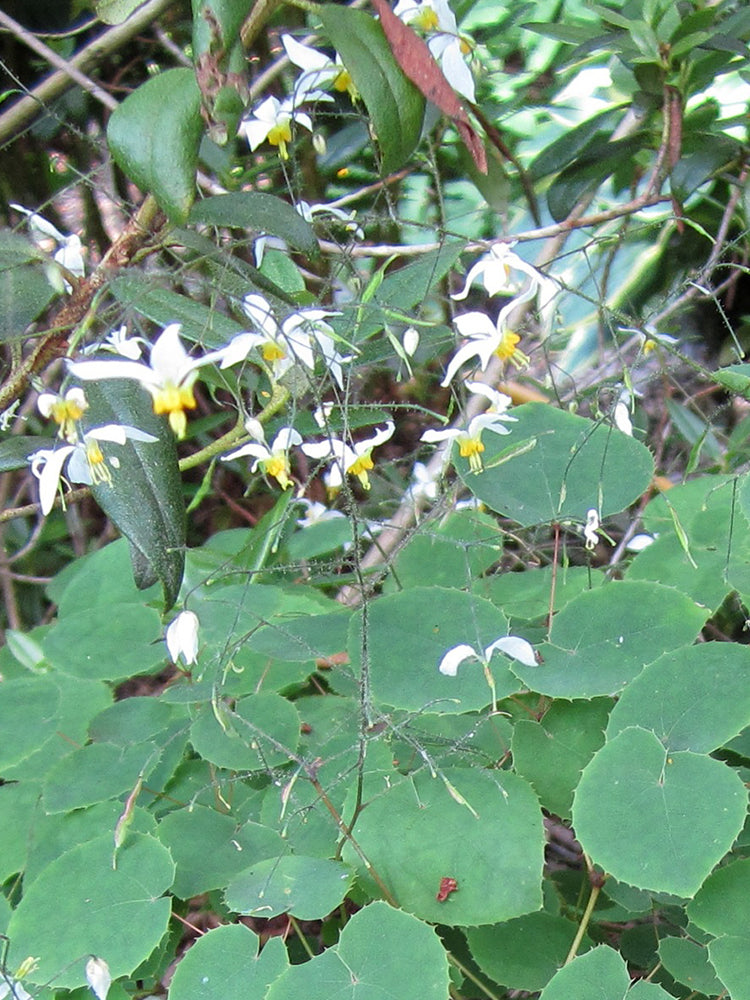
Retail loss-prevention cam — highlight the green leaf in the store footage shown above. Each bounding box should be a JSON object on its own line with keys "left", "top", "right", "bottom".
{"left": 607, "top": 642, "right": 750, "bottom": 753}
{"left": 572, "top": 727, "right": 747, "bottom": 896}
{"left": 658, "top": 938, "right": 723, "bottom": 996}
{"left": 689, "top": 858, "right": 750, "bottom": 1000}
{"left": 158, "top": 807, "right": 284, "bottom": 898}
{"left": 189, "top": 693, "right": 300, "bottom": 771}
{"left": 225, "top": 856, "right": 354, "bottom": 919}
{"left": 78, "top": 377, "right": 186, "bottom": 609}
{"left": 511, "top": 581, "right": 707, "bottom": 698}
{"left": 189, "top": 193, "right": 317, "bottom": 255}
{"left": 356, "top": 587, "right": 520, "bottom": 713}
{"left": 51, "top": 538, "right": 160, "bottom": 615}
{"left": 169, "top": 926, "right": 287, "bottom": 1000}
{"left": 7, "top": 833, "right": 174, "bottom": 990}
{"left": 0, "top": 676, "right": 61, "bottom": 769}
{"left": 95, "top": 0, "right": 145, "bottom": 23}
{"left": 468, "top": 912, "right": 587, "bottom": 992}
{"left": 0, "top": 782, "right": 43, "bottom": 882}
{"left": 107, "top": 68, "right": 203, "bottom": 224}
{"left": 348, "top": 768, "right": 543, "bottom": 924}
{"left": 42, "top": 602, "right": 164, "bottom": 682}
{"left": 457, "top": 404, "right": 654, "bottom": 528}
{"left": 540, "top": 946, "right": 663, "bottom": 1000}
{"left": 0, "top": 434, "right": 56, "bottom": 472}
{"left": 512, "top": 699, "right": 611, "bottom": 819}
{"left": 42, "top": 741, "right": 159, "bottom": 813}
{"left": 318, "top": 5, "right": 425, "bottom": 174}
{"left": 713, "top": 362, "right": 750, "bottom": 396}
{"left": 0, "top": 233, "right": 55, "bottom": 342}
{"left": 108, "top": 273, "right": 244, "bottom": 348}
{"left": 266, "top": 901, "right": 449, "bottom": 1000}
{"left": 386, "top": 509, "right": 502, "bottom": 591}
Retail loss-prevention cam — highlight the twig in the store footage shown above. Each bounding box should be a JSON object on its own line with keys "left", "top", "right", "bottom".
{"left": 0, "top": 10, "right": 118, "bottom": 112}
{"left": 0, "top": 0, "right": 175, "bottom": 143}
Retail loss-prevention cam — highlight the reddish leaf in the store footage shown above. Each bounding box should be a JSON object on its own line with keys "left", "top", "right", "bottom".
{"left": 370, "top": 0, "right": 487, "bottom": 173}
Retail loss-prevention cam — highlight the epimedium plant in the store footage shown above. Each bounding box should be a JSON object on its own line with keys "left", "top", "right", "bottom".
{"left": 3, "top": 0, "right": 750, "bottom": 999}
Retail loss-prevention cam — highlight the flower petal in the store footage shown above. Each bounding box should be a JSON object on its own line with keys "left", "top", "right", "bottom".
{"left": 484, "top": 635, "right": 536, "bottom": 667}
{"left": 438, "top": 643, "right": 479, "bottom": 676}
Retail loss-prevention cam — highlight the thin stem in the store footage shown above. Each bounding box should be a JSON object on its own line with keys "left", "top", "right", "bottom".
{"left": 446, "top": 954, "right": 504, "bottom": 1000}
{"left": 564, "top": 866, "right": 603, "bottom": 965}
{"left": 0, "top": 0, "right": 176, "bottom": 143}
{"left": 287, "top": 915, "right": 316, "bottom": 959}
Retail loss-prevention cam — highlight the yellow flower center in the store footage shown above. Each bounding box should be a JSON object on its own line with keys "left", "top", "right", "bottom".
{"left": 494, "top": 330, "right": 521, "bottom": 360}
{"left": 51, "top": 395, "right": 88, "bottom": 443}
{"left": 85, "top": 440, "right": 112, "bottom": 485}
{"left": 262, "top": 342, "right": 287, "bottom": 363}
{"left": 152, "top": 383, "right": 197, "bottom": 439}
{"left": 267, "top": 120, "right": 292, "bottom": 159}
{"left": 348, "top": 452, "right": 374, "bottom": 489}
{"left": 643, "top": 338, "right": 657, "bottom": 355}
{"left": 264, "top": 455, "right": 292, "bottom": 490}
{"left": 494, "top": 330, "right": 530, "bottom": 370}
{"left": 458, "top": 436, "right": 484, "bottom": 473}
{"left": 415, "top": 8, "right": 439, "bottom": 30}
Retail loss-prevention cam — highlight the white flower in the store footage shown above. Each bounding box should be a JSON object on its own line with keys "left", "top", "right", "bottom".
{"left": 103, "top": 325, "right": 147, "bottom": 360}
{"left": 393, "top": 0, "right": 475, "bottom": 101}
{"left": 11, "top": 202, "right": 85, "bottom": 292}
{"left": 452, "top": 242, "right": 554, "bottom": 302}
{"left": 402, "top": 326, "right": 420, "bottom": 357}
{"left": 85, "top": 957, "right": 112, "bottom": 1000}
{"left": 302, "top": 421, "right": 395, "bottom": 491}
{"left": 422, "top": 385, "right": 516, "bottom": 473}
{"left": 584, "top": 509, "right": 600, "bottom": 550}
{"left": 613, "top": 388, "right": 633, "bottom": 436}
{"left": 282, "top": 35, "right": 356, "bottom": 101}
{"left": 296, "top": 199, "right": 364, "bottom": 239}
{"left": 626, "top": 533, "right": 656, "bottom": 552}
{"left": 68, "top": 323, "right": 227, "bottom": 439}
{"left": 438, "top": 635, "right": 536, "bottom": 712}
{"left": 406, "top": 460, "right": 439, "bottom": 504}
{"left": 240, "top": 95, "right": 321, "bottom": 160}
{"left": 227, "top": 295, "right": 353, "bottom": 388}
{"left": 222, "top": 419, "right": 302, "bottom": 490}
{"left": 295, "top": 498, "right": 346, "bottom": 528}
{"left": 165, "top": 610, "right": 200, "bottom": 667}
{"left": 442, "top": 309, "right": 530, "bottom": 386}
{"left": 29, "top": 424, "right": 158, "bottom": 515}
{"left": 37, "top": 386, "right": 88, "bottom": 443}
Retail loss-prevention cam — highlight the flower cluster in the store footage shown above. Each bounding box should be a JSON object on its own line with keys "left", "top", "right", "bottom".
{"left": 422, "top": 382, "right": 516, "bottom": 473}
{"left": 393, "top": 0, "right": 476, "bottom": 102}
{"left": 442, "top": 243, "right": 556, "bottom": 386}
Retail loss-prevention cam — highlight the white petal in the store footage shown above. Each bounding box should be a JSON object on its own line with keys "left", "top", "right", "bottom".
{"left": 37, "top": 392, "right": 58, "bottom": 418}
{"left": 272, "top": 427, "right": 303, "bottom": 450}
{"left": 282, "top": 34, "right": 332, "bottom": 72}
{"left": 222, "top": 442, "right": 269, "bottom": 463}
{"left": 441, "top": 340, "right": 487, "bottom": 387}
{"left": 37, "top": 447, "right": 74, "bottom": 514}
{"left": 438, "top": 40, "right": 475, "bottom": 102}
{"left": 85, "top": 957, "right": 112, "bottom": 1000}
{"left": 421, "top": 427, "right": 459, "bottom": 443}
{"left": 627, "top": 533, "right": 656, "bottom": 552}
{"left": 242, "top": 294, "right": 279, "bottom": 337}
{"left": 438, "top": 643, "right": 479, "bottom": 676}
{"left": 150, "top": 324, "right": 191, "bottom": 383}
{"left": 218, "top": 332, "right": 265, "bottom": 369}
{"left": 166, "top": 610, "right": 200, "bottom": 665}
{"left": 484, "top": 635, "right": 537, "bottom": 667}
{"left": 301, "top": 440, "right": 337, "bottom": 459}
{"left": 68, "top": 357, "right": 157, "bottom": 384}
{"left": 453, "top": 311, "right": 499, "bottom": 339}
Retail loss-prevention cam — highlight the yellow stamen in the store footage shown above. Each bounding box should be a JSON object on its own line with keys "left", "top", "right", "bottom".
{"left": 268, "top": 120, "right": 292, "bottom": 159}
{"left": 415, "top": 8, "right": 439, "bottom": 30}
{"left": 643, "top": 338, "right": 657, "bottom": 355}
{"left": 494, "top": 330, "right": 530, "bottom": 370}
{"left": 264, "top": 455, "right": 292, "bottom": 490}
{"left": 152, "top": 383, "right": 197, "bottom": 439}
{"left": 51, "top": 395, "right": 88, "bottom": 443}
{"left": 85, "top": 440, "right": 112, "bottom": 485}
{"left": 262, "top": 342, "right": 287, "bottom": 363}
{"left": 458, "top": 437, "right": 485, "bottom": 474}
{"left": 349, "top": 453, "right": 374, "bottom": 490}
